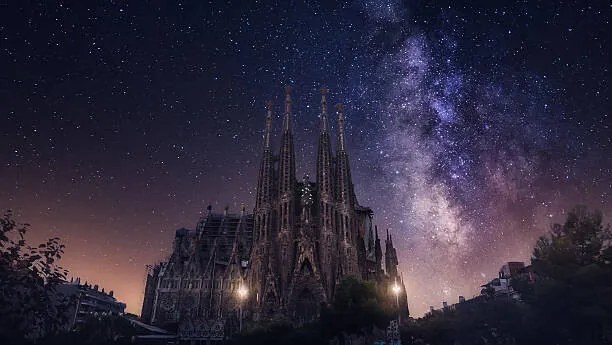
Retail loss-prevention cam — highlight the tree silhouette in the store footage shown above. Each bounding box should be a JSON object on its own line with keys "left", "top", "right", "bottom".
{"left": 321, "top": 275, "right": 394, "bottom": 337}
{"left": 0, "top": 210, "right": 70, "bottom": 344}
{"left": 232, "top": 276, "right": 394, "bottom": 345}
{"left": 513, "top": 206, "right": 612, "bottom": 344}
{"left": 403, "top": 206, "right": 612, "bottom": 345}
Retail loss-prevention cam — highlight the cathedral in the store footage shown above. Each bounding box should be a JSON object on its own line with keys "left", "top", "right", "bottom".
{"left": 141, "top": 87, "right": 408, "bottom": 339}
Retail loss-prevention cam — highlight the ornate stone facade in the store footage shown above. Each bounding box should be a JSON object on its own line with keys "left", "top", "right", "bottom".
{"left": 141, "top": 87, "right": 408, "bottom": 335}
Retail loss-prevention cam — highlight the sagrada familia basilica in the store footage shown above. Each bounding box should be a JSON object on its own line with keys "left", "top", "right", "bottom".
{"left": 141, "top": 86, "right": 408, "bottom": 339}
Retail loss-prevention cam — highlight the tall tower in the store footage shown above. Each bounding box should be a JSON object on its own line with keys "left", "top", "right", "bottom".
{"left": 334, "top": 103, "right": 353, "bottom": 208}
{"left": 277, "top": 85, "right": 296, "bottom": 297}
{"left": 335, "top": 103, "right": 357, "bottom": 276}
{"left": 250, "top": 101, "right": 279, "bottom": 318}
{"left": 316, "top": 87, "right": 336, "bottom": 297}
{"left": 374, "top": 226, "right": 383, "bottom": 277}
{"left": 385, "top": 229, "right": 399, "bottom": 278}
{"left": 255, "top": 101, "right": 274, "bottom": 239}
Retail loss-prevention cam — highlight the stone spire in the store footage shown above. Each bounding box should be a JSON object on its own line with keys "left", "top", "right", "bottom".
{"left": 264, "top": 100, "right": 273, "bottom": 150}
{"left": 282, "top": 85, "right": 292, "bottom": 132}
{"left": 278, "top": 86, "right": 296, "bottom": 198}
{"left": 251, "top": 100, "right": 276, "bottom": 309}
{"left": 317, "top": 87, "right": 334, "bottom": 201}
{"left": 336, "top": 103, "right": 346, "bottom": 152}
{"left": 255, "top": 101, "right": 275, "bottom": 214}
{"left": 277, "top": 85, "right": 296, "bottom": 295}
{"left": 385, "top": 229, "right": 399, "bottom": 278}
{"left": 335, "top": 102, "right": 357, "bottom": 276}
{"left": 367, "top": 222, "right": 375, "bottom": 253}
{"left": 317, "top": 87, "right": 336, "bottom": 297}
{"left": 374, "top": 226, "right": 383, "bottom": 275}
{"left": 335, "top": 103, "right": 353, "bottom": 207}
{"left": 320, "top": 86, "right": 329, "bottom": 133}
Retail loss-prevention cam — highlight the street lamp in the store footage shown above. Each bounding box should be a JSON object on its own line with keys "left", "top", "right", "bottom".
{"left": 392, "top": 280, "right": 401, "bottom": 324}
{"left": 237, "top": 284, "right": 248, "bottom": 332}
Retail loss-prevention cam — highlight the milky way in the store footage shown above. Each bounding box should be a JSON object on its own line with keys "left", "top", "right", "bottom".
{"left": 348, "top": 0, "right": 610, "bottom": 313}
{"left": 1, "top": 1, "right": 609, "bottom": 315}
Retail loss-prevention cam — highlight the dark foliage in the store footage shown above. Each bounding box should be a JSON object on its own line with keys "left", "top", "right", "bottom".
{"left": 320, "top": 275, "right": 394, "bottom": 337}
{"left": 402, "top": 297, "right": 533, "bottom": 345}
{"left": 231, "top": 320, "right": 325, "bottom": 345}
{"left": 513, "top": 206, "right": 612, "bottom": 344}
{"left": 0, "top": 210, "right": 70, "bottom": 344}
{"left": 39, "top": 313, "right": 140, "bottom": 345}
{"left": 231, "top": 276, "right": 394, "bottom": 345}
{"left": 403, "top": 206, "right": 612, "bottom": 345}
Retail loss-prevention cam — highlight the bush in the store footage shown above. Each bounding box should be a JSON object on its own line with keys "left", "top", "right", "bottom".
{"left": 232, "top": 276, "right": 394, "bottom": 345}
{"left": 0, "top": 210, "right": 70, "bottom": 344}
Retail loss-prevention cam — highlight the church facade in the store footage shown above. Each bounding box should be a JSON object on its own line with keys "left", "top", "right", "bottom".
{"left": 141, "top": 87, "right": 408, "bottom": 335}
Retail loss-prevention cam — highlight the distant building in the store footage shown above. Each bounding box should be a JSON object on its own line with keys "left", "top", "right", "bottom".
{"left": 57, "top": 278, "right": 126, "bottom": 329}
{"left": 426, "top": 261, "right": 531, "bottom": 317}
{"left": 499, "top": 262, "right": 525, "bottom": 279}
{"left": 481, "top": 261, "right": 531, "bottom": 299}
{"left": 140, "top": 265, "right": 161, "bottom": 324}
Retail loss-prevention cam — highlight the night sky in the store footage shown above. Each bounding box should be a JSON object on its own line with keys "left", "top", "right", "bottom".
{"left": 1, "top": 1, "right": 610, "bottom": 316}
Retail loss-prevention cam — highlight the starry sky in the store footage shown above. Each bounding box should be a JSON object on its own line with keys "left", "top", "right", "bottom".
{"left": 1, "top": 1, "right": 610, "bottom": 316}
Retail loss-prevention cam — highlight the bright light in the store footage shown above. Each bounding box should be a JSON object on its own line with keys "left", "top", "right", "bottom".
{"left": 237, "top": 285, "right": 248, "bottom": 300}
{"left": 392, "top": 284, "right": 401, "bottom": 295}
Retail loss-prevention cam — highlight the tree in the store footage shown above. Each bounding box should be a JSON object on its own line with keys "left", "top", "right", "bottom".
{"left": 40, "top": 313, "right": 140, "bottom": 345}
{"left": 231, "top": 320, "right": 326, "bottom": 345}
{"left": 232, "top": 276, "right": 394, "bottom": 345}
{"left": 400, "top": 294, "right": 532, "bottom": 345}
{"left": 403, "top": 206, "right": 612, "bottom": 345}
{"left": 514, "top": 206, "right": 612, "bottom": 344}
{"left": 0, "top": 210, "right": 70, "bottom": 344}
{"left": 320, "top": 276, "right": 394, "bottom": 342}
